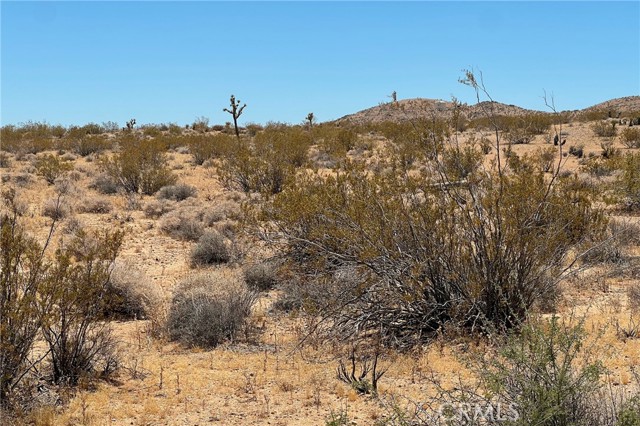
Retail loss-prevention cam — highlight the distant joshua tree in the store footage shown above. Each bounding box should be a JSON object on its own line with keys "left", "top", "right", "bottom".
{"left": 306, "top": 112, "right": 315, "bottom": 131}
{"left": 223, "top": 95, "right": 246, "bottom": 139}
{"left": 125, "top": 118, "right": 136, "bottom": 131}
{"left": 389, "top": 91, "right": 397, "bottom": 103}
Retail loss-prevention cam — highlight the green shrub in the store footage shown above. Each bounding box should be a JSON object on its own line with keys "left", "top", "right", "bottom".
{"left": 33, "top": 154, "right": 73, "bottom": 184}
{"left": 166, "top": 271, "right": 255, "bottom": 347}
{"left": 98, "top": 135, "right": 176, "bottom": 195}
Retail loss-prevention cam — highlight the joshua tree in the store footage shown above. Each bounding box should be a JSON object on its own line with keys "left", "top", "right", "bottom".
{"left": 306, "top": 112, "right": 315, "bottom": 131}
{"left": 125, "top": 118, "right": 136, "bottom": 131}
{"left": 223, "top": 95, "right": 246, "bottom": 139}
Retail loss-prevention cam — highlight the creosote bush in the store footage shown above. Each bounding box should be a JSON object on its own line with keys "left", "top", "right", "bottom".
{"left": 33, "top": 154, "right": 73, "bottom": 185}
{"left": 259, "top": 112, "right": 605, "bottom": 347}
{"left": 166, "top": 271, "right": 256, "bottom": 347}
{"left": 2, "top": 189, "right": 124, "bottom": 408}
{"left": 98, "top": 134, "right": 176, "bottom": 195}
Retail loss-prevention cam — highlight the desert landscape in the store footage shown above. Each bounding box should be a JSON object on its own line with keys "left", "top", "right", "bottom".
{"left": 2, "top": 86, "right": 640, "bottom": 425}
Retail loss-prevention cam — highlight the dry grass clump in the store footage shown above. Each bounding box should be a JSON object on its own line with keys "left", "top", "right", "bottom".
{"left": 242, "top": 261, "right": 278, "bottom": 292}
{"left": 629, "top": 284, "right": 640, "bottom": 312}
{"left": 620, "top": 127, "right": 640, "bottom": 149}
{"left": 42, "top": 197, "right": 71, "bottom": 220}
{"left": 156, "top": 183, "right": 197, "bottom": 201}
{"left": 205, "top": 199, "right": 242, "bottom": 224}
{"left": 190, "top": 230, "right": 231, "bottom": 266}
{"left": 0, "top": 151, "right": 11, "bottom": 168}
{"left": 90, "top": 173, "right": 120, "bottom": 194}
{"left": 142, "top": 199, "right": 176, "bottom": 218}
{"left": 166, "top": 270, "right": 256, "bottom": 347}
{"left": 105, "top": 260, "right": 163, "bottom": 321}
{"left": 76, "top": 196, "right": 113, "bottom": 214}
{"left": 159, "top": 207, "right": 205, "bottom": 241}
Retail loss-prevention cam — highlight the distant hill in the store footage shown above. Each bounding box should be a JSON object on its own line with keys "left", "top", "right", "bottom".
{"left": 581, "top": 96, "right": 640, "bottom": 115}
{"left": 334, "top": 96, "right": 640, "bottom": 125}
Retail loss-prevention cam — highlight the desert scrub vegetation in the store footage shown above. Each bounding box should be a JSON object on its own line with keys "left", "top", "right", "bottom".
{"left": 159, "top": 205, "right": 206, "bottom": 241}
{"left": 105, "top": 260, "right": 163, "bottom": 321}
{"left": 618, "top": 152, "right": 640, "bottom": 210}
{"left": 166, "top": 271, "right": 256, "bottom": 347}
{"left": 1, "top": 188, "right": 125, "bottom": 408}
{"left": 190, "top": 230, "right": 231, "bottom": 266}
{"left": 399, "top": 316, "right": 640, "bottom": 426}
{"left": 156, "top": 183, "right": 196, "bottom": 201}
{"left": 255, "top": 77, "right": 606, "bottom": 347}
{"left": 592, "top": 120, "right": 618, "bottom": 138}
{"left": 98, "top": 134, "right": 176, "bottom": 195}
{"left": 33, "top": 153, "right": 74, "bottom": 184}
{"left": 218, "top": 125, "right": 312, "bottom": 194}
{"left": 186, "top": 133, "right": 235, "bottom": 165}
{"left": 620, "top": 127, "right": 640, "bottom": 149}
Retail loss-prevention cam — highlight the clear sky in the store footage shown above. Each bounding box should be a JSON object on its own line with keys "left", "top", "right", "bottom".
{"left": 1, "top": 1, "right": 639, "bottom": 127}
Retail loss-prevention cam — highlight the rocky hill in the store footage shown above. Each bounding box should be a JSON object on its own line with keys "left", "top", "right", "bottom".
{"left": 334, "top": 95, "right": 640, "bottom": 125}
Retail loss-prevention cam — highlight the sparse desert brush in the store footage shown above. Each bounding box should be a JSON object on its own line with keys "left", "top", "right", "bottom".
{"left": 33, "top": 154, "right": 73, "bottom": 184}
{"left": 259, "top": 128, "right": 605, "bottom": 346}
{"left": 98, "top": 134, "right": 176, "bottom": 195}
{"left": 69, "top": 135, "right": 113, "bottom": 156}
{"left": 620, "top": 127, "right": 640, "bottom": 149}
{"left": 76, "top": 196, "right": 112, "bottom": 214}
{"left": 254, "top": 125, "right": 312, "bottom": 168}
{"left": 90, "top": 173, "right": 119, "bottom": 194}
{"left": 242, "top": 261, "right": 278, "bottom": 292}
{"left": 425, "top": 316, "right": 628, "bottom": 426}
{"left": 190, "top": 230, "right": 231, "bottom": 266}
{"left": 187, "top": 133, "right": 234, "bottom": 165}
{"left": 143, "top": 198, "right": 176, "bottom": 218}
{"left": 156, "top": 183, "right": 196, "bottom": 201}
{"left": 159, "top": 207, "right": 205, "bottom": 241}
{"left": 569, "top": 144, "right": 584, "bottom": 158}
{"left": 618, "top": 152, "right": 640, "bottom": 210}
{"left": 105, "top": 260, "right": 163, "bottom": 320}
{"left": 205, "top": 199, "right": 242, "bottom": 224}
{"left": 592, "top": 120, "right": 618, "bottom": 138}
{"left": 42, "top": 197, "right": 71, "bottom": 220}
{"left": 218, "top": 141, "right": 293, "bottom": 195}
{"left": 629, "top": 284, "right": 640, "bottom": 311}
{"left": 0, "top": 152, "right": 11, "bottom": 168}
{"left": 166, "top": 270, "right": 256, "bottom": 347}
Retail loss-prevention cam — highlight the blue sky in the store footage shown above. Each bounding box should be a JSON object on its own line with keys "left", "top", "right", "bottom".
{"left": 1, "top": 1, "right": 639, "bottom": 127}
